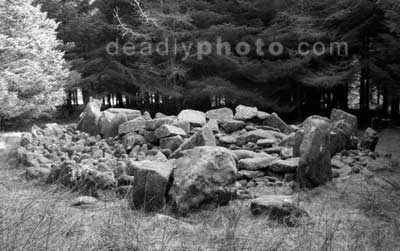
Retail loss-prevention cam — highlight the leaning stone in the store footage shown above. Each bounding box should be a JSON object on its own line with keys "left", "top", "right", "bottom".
{"left": 128, "top": 160, "right": 173, "bottom": 212}
{"left": 145, "top": 150, "right": 168, "bottom": 162}
{"left": 238, "top": 157, "right": 277, "bottom": 171}
{"left": 178, "top": 109, "right": 206, "bottom": 126}
{"left": 263, "top": 113, "right": 293, "bottom": 134}
{"left": 205, "top": 107, "right": 234, "bottom": 121}
{"left": 330, "top": 109, "right": 358, "bottom": 135}
{"left": 170, "top": 126, "right": 216, "bottom": 158}
{"left": 155, "top": 125, "right": 186, "bottom": 139}
{"left": 169, "top": 146, "right": 237, "bottom": 213}
{"left": 250, "top": 195, "right": 309, "bottom": 227}
{"left": 270, "top": 158, "right": 299, "bottom": 173}
{"left": 234, "top": 105, "right": 258, "bottom": 121}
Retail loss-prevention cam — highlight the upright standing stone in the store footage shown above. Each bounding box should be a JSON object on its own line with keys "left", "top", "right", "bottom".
{"left": 297, "top": 118, "right": 332, "bottom": 187}
{"left": 77, "top": 99, "right": 102, "bottom": 136}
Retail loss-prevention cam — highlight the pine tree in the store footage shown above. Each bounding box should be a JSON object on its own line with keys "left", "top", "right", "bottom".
{"left": 0, "top": 0, "right": 69, "bottom": 121}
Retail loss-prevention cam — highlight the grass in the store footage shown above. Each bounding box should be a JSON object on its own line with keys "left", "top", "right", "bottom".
{"left": 1, "top": 134, "right": 400, "bottom": 250}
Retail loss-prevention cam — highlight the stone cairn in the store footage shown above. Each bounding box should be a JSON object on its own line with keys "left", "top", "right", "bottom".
{"left": 16, "top": 99, "right": 380, "bottom": 224}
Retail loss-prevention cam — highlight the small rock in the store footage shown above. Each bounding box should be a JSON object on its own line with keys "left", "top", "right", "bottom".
{"left": 219, "top": 135, "right": 237, "bottom": 145}
{"left": 205, "top": 107, "right": 234, "bottom": 121}
{"left": 234, "top": 105, "right": 258, "bottom": 121}
{"left": 238, "top": 170, "right": 266, "bottom": 180}
{"left": 257, "top": 111, "right": 270, "bottom": 120}
{"left": 233, "top": 150, "right": 271, "bottom": 160}
{"left": 145, "top": 117, "right": 177, "bottom": 131}
{"left": 236, "top": 130, "right": 276, "bottom": 146}
{"left": 220, "top": 120, "right": 246, "bottom": 133}
{"left": 118, "top": 117, "right": 147, "bottom": 135}
{"left": 178, "top": 109, "right": 206, "bottom": 126}
{"left": 256, "top": 139, "right": 276, "bottom": 148}
{"left": 250, "top": 195, "right": 309, "bottom": 227}
{"left": 71, "top": 196, "right": 97, "bottom": 207}
{"left": 238, "top": 157, "right": 277, "bottom": 171}
{"left": 155, "top": 125, "right": 186, "bottom": 139}
{"left": 270, "top": 158, "right": 299, "bottom": 173}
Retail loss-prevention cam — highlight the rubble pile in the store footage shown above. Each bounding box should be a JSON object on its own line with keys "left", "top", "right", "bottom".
{"left": 16, "top": 99, "right": 382, "bottom": 220}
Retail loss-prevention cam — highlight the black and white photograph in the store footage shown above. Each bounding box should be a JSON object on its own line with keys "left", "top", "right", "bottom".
{"left": 1, "top": 0, "right": 400, "bottom": 250}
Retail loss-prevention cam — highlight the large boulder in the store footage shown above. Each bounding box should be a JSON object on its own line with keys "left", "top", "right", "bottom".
{"left": 205, "top": 108, "right": 234, "bottom": 121}
{"left": 297, "top": 118, "right": 332, "bottom": 187}
{"left": 263, "top": 113, "right": 293, "bottom": 134}
{"left": 330, "top": 120, "right": 358, "bottom": 155}
{"left": 250, "top": 195, "right": 309, "bottom": 227}
{"left": 118, "top": 117, "right": 147, "bottom": 135}
{"left": 234, "top": 105, "right": 258, "bottom": 121}
{"left": 169, "top": 146, "right": 238, "bottom": 213}
{"left": 170, "top": 126, "right": 216, "bottom": 158}
{"left": 77, "top": 99, "right": 102, "bottom": 136}
{"left": 236, "top": 129, "right": 276, "bottom": 146}
{"left": 360, "top": 127, "right": 379, "bottom": 151}
{"left": 178, "top": 109, "right": 206, "bottom": 127}
{"left": 154, "top": 125, "right": 186, "bottom": 139}
{"left": 128, "top": 160, "right": 173, "bottom": 212}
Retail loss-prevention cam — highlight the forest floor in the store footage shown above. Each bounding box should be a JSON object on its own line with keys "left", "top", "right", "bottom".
{"left": 1, "top": 129, "right": 400, "bottom": 251}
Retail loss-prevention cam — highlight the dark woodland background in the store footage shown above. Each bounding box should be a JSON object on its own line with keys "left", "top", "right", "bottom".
{"left": 1, "top": 0, "right": 400, "bottom": 127}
